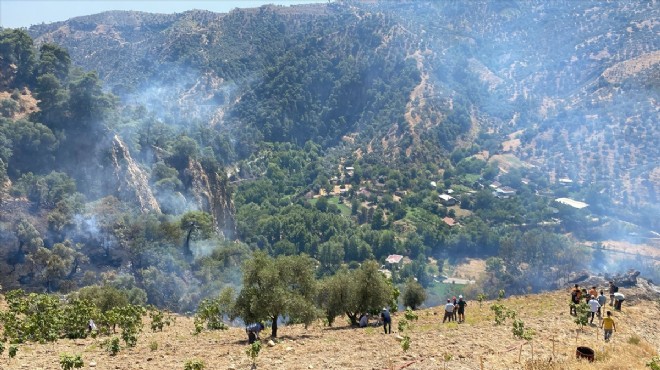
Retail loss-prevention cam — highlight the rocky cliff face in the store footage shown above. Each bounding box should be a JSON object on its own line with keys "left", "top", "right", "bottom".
{"left": 110, "top": 134, "right": 161, "bottom": 214}
{"left": 186, "top": 159, "right": 235, "bottom": 239}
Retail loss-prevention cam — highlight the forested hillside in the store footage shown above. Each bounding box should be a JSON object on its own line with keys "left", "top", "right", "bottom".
{"left": 0, "top": 0, "right": 658, "bottom": 318}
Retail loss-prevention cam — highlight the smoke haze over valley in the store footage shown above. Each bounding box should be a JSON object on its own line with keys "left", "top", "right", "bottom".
{"left": 0, "top": 2, "right": 659, "bottom": 364}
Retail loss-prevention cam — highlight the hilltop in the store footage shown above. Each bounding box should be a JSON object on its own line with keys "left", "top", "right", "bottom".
{"left": 2, "top": 281, "right": 659, "bottom": 370}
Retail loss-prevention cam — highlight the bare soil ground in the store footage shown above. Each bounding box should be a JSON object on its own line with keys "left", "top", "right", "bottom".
{"left": 601, "top": 240, "right": 660, "bottom": 259}
{"left": 2, "top": 285, "right": 659, "bottom": 370}
{"left": 0, "top": 88, "right": 39, "bottom": 120}
{"left": 453, "top": 259, "right": 487, "bottom": 281}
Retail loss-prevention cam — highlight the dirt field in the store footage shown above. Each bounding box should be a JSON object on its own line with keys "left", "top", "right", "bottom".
{"left": 452, "top": 259, "right": 486, "bottom": 281}
{"left": 2, "top": 284, "right": 659, "bottom": 370}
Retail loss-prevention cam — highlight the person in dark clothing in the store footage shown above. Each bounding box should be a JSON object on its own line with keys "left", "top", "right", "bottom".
{"left": 570, "top": 284, "right": 581, "bottom": 315}
{"left": 380, "top": 308, "right": 391, "bottom": 334}
{"left": 609, "top": 281, "right": 618, "bottom": 306}
{"left": 246, "top": 322, "right": 265, "bottom": 343}
{"left": 457, "top": 295, "right": 468, "bottom": 323}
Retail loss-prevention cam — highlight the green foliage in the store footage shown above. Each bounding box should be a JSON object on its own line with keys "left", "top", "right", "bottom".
{"left": 245, "top": 340, "right": 261, "bottom": 366}
{"left": 477, "top": 293, "right": 486, "bottom": 307}
{"left": 59, "top": 353, "right": 84, "bottom": 370}
{"left": 180, "top": 211, "right": 215, "bottom": 239}
{"left": 61, "top": 298, "right": 99, "bottom": 339}
{"left": 0, "top": 342, "right": 4, "bottom": 355}
{"left": 105, "top": 337, "right": 120, "bottom": 356}
{"left": 8, "top": 344, "right": 18, "bottom": 358}
{"left": 512, "top": 319, "right": 534, "bottom": 340}
{"left": 0, "top": 290, "right": 62, "bottom": 343}
{"left": 0, "top": 29, "right": 36, "bottom": 85}
{"left": 397, "top": 319, "right": 408, "bottom": 332}
{"left": 106, "top": 304, "right": 145, "bottom": 347}
{"left": 148, "top": 307, "right": 174, "bottom": 332}
{"left": 402, "top": 279, "right": 427, "bottom": 310}
{"left": 76, "top": 285, "right": 130, "bottom": 312}
{"left": 234, "top": 252, "right": 318, "bottom": 337}
{"left": 490, "top": 303, "right": 516, "bottom": 326}
{"left": 184, "top": 359, "right": 205, "bottom": 370}
{"left": 194, "top": 288, "right": 235, "bottom": 332}
{"left": 149, "top": 340, "right": 159, "bottom": 351}
{"left": 317, "top": 261, "right": 394, "bottom": 326}
{"left": 401, "top": 335, "right": 411, "bottom": 352}
{"left": 404, "top": 307, "right": 419, "bottom": 322}
{"left": 573, "top": 302, "right": 590, "bottom": 330}
{"left": 647, "top": 356, "right": 660, "bottom": 370}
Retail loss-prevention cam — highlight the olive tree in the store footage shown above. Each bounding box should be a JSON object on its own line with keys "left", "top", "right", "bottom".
{"left": 402, "top": 278, "right": 427, "bottom": 310}
{"left": 318, "top": 260, "right": 393, "bottom": 326}
{"left": 234, "top": 251, "right": 318, "bottom": 338}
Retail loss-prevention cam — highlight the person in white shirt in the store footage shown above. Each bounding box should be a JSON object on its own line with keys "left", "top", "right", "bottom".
{"left": 588, "top": 295, "right": 600, "bottom": 324}
{"left": 443, "top": 299, "right": 455, "bottom": 323}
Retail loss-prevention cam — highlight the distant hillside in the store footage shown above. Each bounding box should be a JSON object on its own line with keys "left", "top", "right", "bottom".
{"left": 2, "top": 280, "right": 659, "bottom": 369}
{"left": 2, "top": 0, "right": 658, "bottom": 322}
{"left": 27, "top": 1, "right": 659, "bottom": 211}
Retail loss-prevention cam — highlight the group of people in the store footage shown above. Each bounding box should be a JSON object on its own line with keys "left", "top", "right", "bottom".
{"left": 570, "top": 282, "right": 620, "bottom": 341}
{"left": 246, "top": 282, "right": 625, "bottom": 343}
{"left": 442, "top": 295, "right": 467, "bottom": 323}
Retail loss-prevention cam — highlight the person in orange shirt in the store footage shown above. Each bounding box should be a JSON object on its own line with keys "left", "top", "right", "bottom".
{"left": 589, "top": 286, "right": 598, "bottom": 299}
{"left": 600, "top": 311, "right": 616, "bottom": 341}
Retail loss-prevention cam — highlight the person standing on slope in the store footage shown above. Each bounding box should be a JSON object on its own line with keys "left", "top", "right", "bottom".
{"left": 600, "top": 311, "right": 616, "bottom": 341}
{"left": 457, "top": 295, "right": 467, "bottom": 323}
{"left": 588, "top": 295, "right": 600, "bottom": 324}
{"left": 570, "top": 284, "right": 581, "bottom": 315}
{"left": 597, "top": 290, "right": 607, "bottom": 317}
{"left": 381, "top": 308, "right": 392, "bottom": 334}
{"left": 443, "top": 299, "right": 454, "bottom": 323}
{"left": 608, "top": 281, "right": 618, "bottom": 306}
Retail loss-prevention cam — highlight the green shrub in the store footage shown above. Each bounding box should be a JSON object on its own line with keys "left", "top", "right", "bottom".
{"left": 59, "top": 353, "right": 84, "bottom": 370}
{"left": 184, "top": 359, "right": 205, "bottom": 370}
{"left": 246, "top": 340, "right": 261, "bottom": 366}
{"left": 490, "top": 303, "right": 516, "bottom": 325}
{"left": 105, "top": 337, "right": 120, "bottom": 356}
{"left": 401, "top": 335, "right": 410, "bottom": 352}
{"left": 647, "top": 356, "right": 660, "bottom": 370}
{"left": 8, "top": 345, "right": 18, "bottom": 358}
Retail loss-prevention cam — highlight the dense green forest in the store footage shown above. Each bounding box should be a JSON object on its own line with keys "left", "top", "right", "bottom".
{"left": 1, "top": 0, "right": 659, "bottom": 321}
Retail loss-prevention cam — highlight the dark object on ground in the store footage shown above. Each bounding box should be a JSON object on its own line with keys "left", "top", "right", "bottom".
{"left": 576, "top": 346, "right": 594, "bottom": 362}
{"left": 606, "top": 270, "right": 640, "bottom": 288}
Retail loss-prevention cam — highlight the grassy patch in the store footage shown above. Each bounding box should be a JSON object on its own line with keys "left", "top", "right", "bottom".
{"left": 326, "top": 196, "right": 351, "bottom": 216}
{"left": 445, "top": 322, "right": 459, "bottom": 330}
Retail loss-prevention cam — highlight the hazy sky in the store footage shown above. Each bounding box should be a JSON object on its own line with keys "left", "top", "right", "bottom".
{"left": 0, "top": 0, "right": 327, "bottom": 29}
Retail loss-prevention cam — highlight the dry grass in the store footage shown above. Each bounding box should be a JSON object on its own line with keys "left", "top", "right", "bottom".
{"left": 0, "top": 287, "right": 659, "bottom": 369}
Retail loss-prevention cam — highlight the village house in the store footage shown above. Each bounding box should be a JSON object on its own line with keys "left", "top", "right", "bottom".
{"left": 439, "top": 193, "right": 457, "bottom": 206}
{"left": 443, "top": 217, "right": 457, "bottom": 227}
{"left": 494, "top": 186, "right": 516, "bottom": 199}
{"left": 385, "top": 254, "right": 404, "bottom": 269}
{"left": 555, "top": 197, "right": 588, "bottom": 209}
